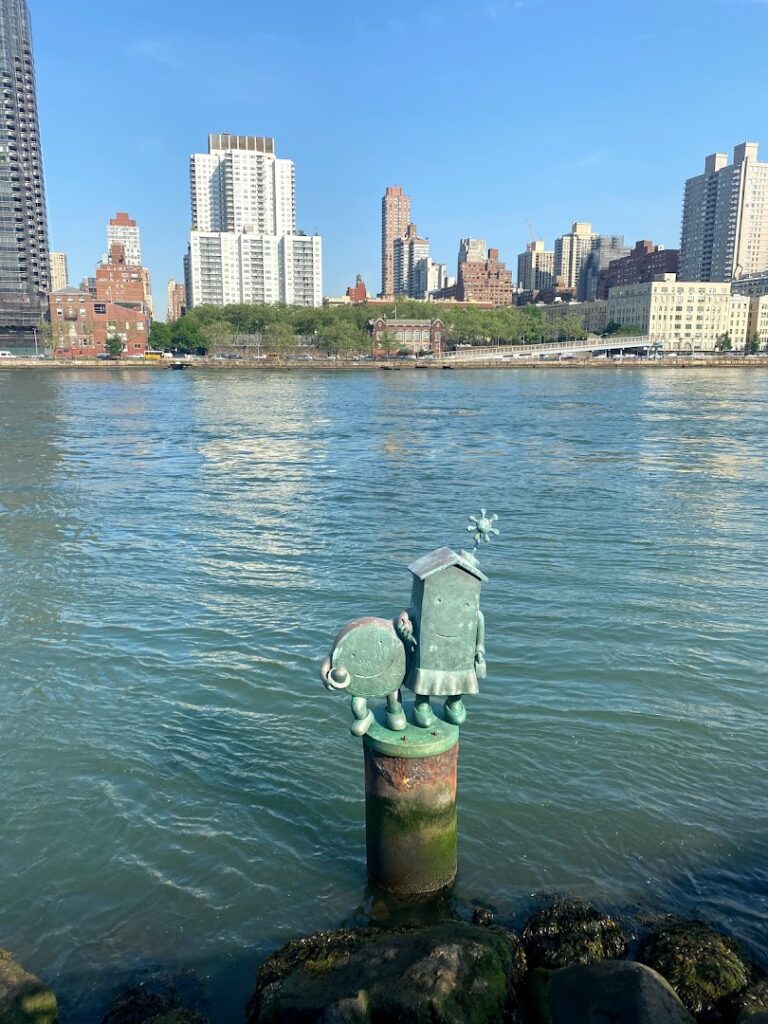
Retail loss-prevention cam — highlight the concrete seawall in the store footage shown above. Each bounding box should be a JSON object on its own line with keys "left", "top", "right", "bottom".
{"left": 2, "top": 356, "right": 768, "bottom": 371}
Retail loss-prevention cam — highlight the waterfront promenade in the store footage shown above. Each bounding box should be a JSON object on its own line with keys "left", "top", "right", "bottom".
{"left": 2, "top": 355, "right": 768, "bottom": 371}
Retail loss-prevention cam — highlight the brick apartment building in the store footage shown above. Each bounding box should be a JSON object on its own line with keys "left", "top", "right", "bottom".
{"left": 346, "top": 275, "right": 368, "bottom": 302}
{"left": 596, "top": 240, "right": 679, "bottom": 299}
{"left": 95, "top": 243, "right": 149, "bottom": 305}
{"left": 48, "top": 286, "right": 148, "bottom": 357}
{"left": 456, "top": 247, "right": 513, "bottom": 305}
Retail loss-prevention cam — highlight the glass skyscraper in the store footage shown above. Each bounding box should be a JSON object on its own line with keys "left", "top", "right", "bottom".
{"left": 0, "top": 0, "right": 48, "bottom": 344}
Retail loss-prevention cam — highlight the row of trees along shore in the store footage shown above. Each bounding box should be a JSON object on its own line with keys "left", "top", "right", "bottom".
{"left": 149, "top": 301, "right": 596, "bottom": 356}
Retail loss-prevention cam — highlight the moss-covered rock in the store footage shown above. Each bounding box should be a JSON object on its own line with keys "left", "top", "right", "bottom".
{"left": 720, "top": 978, "right": 768, "bottom": 1023}
{"left": 247, "top": 922, "right": 527, "bottom": 1023}
{"left": 520, "top": 900, "right": 628, "bottom": 970}
{"left": 637, "top": 918, "right": 750, "bottom": 1019}
{"left": 100, "top": 977, "right": 208, "bottom": 1024}
{"left": 0, "top": 947, "right": 58, "bottom": 1024}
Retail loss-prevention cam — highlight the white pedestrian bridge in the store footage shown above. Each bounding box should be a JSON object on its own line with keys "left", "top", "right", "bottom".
{"left": 441, "top": 336, "right": 672, "bottom": 361}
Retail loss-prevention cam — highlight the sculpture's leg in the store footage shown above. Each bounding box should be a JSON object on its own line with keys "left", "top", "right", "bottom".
{"left": 443, "top": 695, "right": 466, "bottom": 726}
{"left": 351, "top": 696, "right": 374, "bottom": 737}
{"left": 385, "top": 690, "right": 407, "bottom": 732}
{"left": 413, "top": 694, "right": 436, "bottom": 728}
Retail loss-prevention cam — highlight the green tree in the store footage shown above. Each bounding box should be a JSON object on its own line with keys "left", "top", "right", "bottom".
{"left": 262, "top": 320, "right": 294, "bottom": 355}
{"left": 199, "top": 319, "right": 233, "bottom": 355}
{"left": 604, "top": 321, "right": 640, "bottom": 337}
{"left": 745, "top": 333, "right": 760, "bottom": 355}
{"left": 381, "top": 330, "right": 399, "bottom": 357}
{"left": 316, "top": 321, "right": 366, "bottom": 355}
{"left": 150, "top": 321, "right": 172, "bottom": 351}
{"left": 556, "top": 313, "right": 585, "bottom": 340}
{"left": 105, "top": 335, "right": 124, "bottom": 359}
{"left": 37, "top": 320, "right": 53, "bottom": 352}
{"left": 715, "top": 332, "right": 732, "bottom": 352}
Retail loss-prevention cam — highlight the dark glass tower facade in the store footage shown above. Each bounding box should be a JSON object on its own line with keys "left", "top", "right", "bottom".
{"left": 0, "top": 0, "right": 48, "bottom": 344}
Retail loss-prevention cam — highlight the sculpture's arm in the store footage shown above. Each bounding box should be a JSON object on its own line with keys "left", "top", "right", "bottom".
{"left": 394, "top": 609, "right": 417, "bottom": 650}
{"left": 475, "top": 610, "right": 486, "bottom": 680}
{"left": 320, "top": 657, "right": 350, "bottom": 691}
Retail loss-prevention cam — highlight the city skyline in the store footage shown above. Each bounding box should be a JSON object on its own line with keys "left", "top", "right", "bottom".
{"left": 28, "top": 0, "right": 768, "bottom": 318}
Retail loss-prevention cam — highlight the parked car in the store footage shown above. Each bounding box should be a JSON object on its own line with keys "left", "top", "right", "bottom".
{"left": 0, "top": 350, "right": 17, "bottom": 358}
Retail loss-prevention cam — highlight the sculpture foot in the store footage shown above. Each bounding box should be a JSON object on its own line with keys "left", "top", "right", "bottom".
{"left": 413, "top": 699, "right": 436, "bottom": 729}
{"left": 444, "top": 697, "right": 466, "bottom": 726}
{"left": 351, "top": 711, "right": 374, "bottom": 737}
{"left": 351, "top": 696, "right": 374, "bottom": 737}
{"left": 386, "top": 707, "right": 407, "bottom": 732}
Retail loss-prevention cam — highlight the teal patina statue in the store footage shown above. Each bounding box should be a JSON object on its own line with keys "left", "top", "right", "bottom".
{"left": 320, "top": 510, "right": 498, "bottom": 755}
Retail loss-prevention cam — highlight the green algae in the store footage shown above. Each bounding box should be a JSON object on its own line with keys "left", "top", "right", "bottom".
{"left": 638, "top": 917, "right": 751, "bottom": 1017}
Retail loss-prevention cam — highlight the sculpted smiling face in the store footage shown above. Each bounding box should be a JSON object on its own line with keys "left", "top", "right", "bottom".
{"left": 419, "top": 567, "right": 480, "bottom": 658}
{"left": 331, "top": 617, "right": 407, "bottom": 699}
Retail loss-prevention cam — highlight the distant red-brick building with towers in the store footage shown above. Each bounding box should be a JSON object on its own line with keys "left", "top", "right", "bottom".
{"left": 456, "top": 241, "right": 514, "bottom": 305}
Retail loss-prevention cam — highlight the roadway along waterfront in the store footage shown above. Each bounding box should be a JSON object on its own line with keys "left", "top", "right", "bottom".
{"left": 1, "top": 368, "right": 766, "bottom": 1022}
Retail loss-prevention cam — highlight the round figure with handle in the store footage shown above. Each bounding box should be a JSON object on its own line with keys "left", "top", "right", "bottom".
{"left": 320, "top": 616, "right": 407, "bottom": 736}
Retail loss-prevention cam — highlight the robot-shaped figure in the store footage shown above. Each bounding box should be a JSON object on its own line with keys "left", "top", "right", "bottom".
{"left": 320, "top": 511, "right": 498, "bottom": 736}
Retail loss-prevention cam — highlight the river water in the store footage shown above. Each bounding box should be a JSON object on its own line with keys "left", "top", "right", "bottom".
{"left": 1, "top": 367, "right": 767, "bottom": 1021}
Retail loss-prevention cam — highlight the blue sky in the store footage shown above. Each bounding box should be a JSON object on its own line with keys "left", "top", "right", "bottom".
{"left": 32, "top": 0, "right": 768, "bottom": 316}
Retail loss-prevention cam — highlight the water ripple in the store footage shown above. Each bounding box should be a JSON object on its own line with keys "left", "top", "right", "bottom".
{"left": 1, "top": 368, "right": 767, "bottom": 1021}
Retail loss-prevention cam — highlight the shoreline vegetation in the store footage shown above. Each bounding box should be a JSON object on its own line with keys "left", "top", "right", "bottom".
{"left": 144, "top": 300, "right": 767, "bottom": 360}
{"left": 3, "top": 356, "right": 768, "bottom": 371}
{"left": 146, "top": 300, "right": 598, "bottom": 357}
{"left": 3, "top": 897, "right": 767, "bottom": 1023}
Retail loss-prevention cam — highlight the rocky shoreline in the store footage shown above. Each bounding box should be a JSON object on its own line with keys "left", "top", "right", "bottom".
{"left": 3, "top": 898, "right": 767, "bottom": 1024}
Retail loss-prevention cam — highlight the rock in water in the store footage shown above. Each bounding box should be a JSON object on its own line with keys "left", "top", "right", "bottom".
{"left": 521, "top": 900, "right": 628, "bottom": 969}
{"left": 247, "top": 922, "right": 527, "bottom": 1024}
{"left": 529, "top": 960, "right": 695, "bottom": 1023}
{"left": 721, "top": 978, "right": 768, "bottom": 1023}
{"left": 0, "top": 948, "right": 58, "bottom": 1024}
{"left": 100, "top": 975, "right": 208, "bottom": 1024}
{"left": 638, "top": 918, "right": 751, "bottom": 1018}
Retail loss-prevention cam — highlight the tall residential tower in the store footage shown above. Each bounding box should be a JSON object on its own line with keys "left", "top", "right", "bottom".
{"left": 554, "top": 222, "right": 597, "bottom": 293}
{"left": 0, "top": 0, "right": 49, "bottom": 344}
{"left": 680, "top": 142, "right": 768, "bottom": 282}
{"left": 186, "top": 134, "right": 322, "bottom": 307}
{"left": 381, "top": 185, "right": 410, "bottom": 298}
{"left": 517, "top": 241, "right": 554, "bottom": 294}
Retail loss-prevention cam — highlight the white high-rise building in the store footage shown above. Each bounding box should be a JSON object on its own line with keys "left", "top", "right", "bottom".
{"left": 680, "top": 142, "right": 768, "bottom": 282}
{"left": 108, "top": 213, "right": 142, "bottom": 266}
{"left": 187, "top": 134, "right": 322, "bottom": 308}
{"left": 554, "top": 222, "right": 598, "bottom": 292}
{"left": 393, "top": 223, "right": 429, "bottom": 297}
{"left": 413, "top": 258, "right": 450, "bottom": 299}
{"left": 517, "top": 241, "right": 554, "bottom": 293}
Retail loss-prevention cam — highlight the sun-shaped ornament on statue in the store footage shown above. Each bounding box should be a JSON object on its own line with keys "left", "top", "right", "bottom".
{"left": 466, "top": 508, "right": 500, "bottom": 552}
